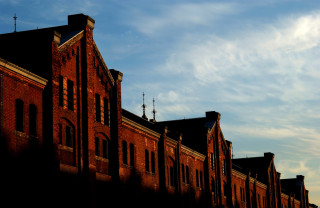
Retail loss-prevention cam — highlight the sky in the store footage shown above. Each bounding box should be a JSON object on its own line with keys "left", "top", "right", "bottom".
{"left": 0, "top": 0, "right": 319, "bottom": 205}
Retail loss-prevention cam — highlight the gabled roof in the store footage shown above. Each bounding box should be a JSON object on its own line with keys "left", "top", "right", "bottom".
{"left": 122, "top": 109, "right": 163, "bottom": 135}
{"left": 281, "top": 175, "right": 305, "bottom": 199}
{"left": 158, "top": 112, "right": 219, "bottom": 154}
{"left": 232, "top": 153, "right": 274, "bottom": 183}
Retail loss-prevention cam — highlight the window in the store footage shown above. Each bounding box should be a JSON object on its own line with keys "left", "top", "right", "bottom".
{"left": 29, "top": 104, "right": 37, "bottom": 136}
{"left": 196, "top": 170, "right": 199, "bottom": 188}
{"left": 103, "top": 98, "right": 109, "bottom": 125}
{"left": 240, "top": 187, "right": 246, "bottom": 202}
{"left": 200, "top": 171, "right": 203, "bottom": 189}
{"left": 59, "top": 75, "right": 63, "bottom": 106}
{"left": 102, "top": 139, "right": 108, "bottom": 159}
{"left": 234, "top": 185, "right": 237, "bottom": 202}
{"left": 95, "top": 137, "right": 100, "bottom": 156}
{"left": 15, "top": 99, "right": 24, "bottom": 132}
{"left": 122, "top": 140, "right": 127, "bottom": 165}
{"left": 181, "top": 164, "right": 185, "bottom": 183}
{"left": 224, "top": 183, "right": 228, "bottom": 197}
{"left": 129, "top": 143, "right": 134, "bottom": 167}
{"left": 170, "top": 166, "right": 174, "bottom": 187}
{"left": 96, "top": 64, "right": 100, "bottom": 76}
{"left": 65, "top": 126, "right": 72, "bottom": 147}
{"left": 95, "top": 94, "right": 101, "bottom": 122}
{"left": 151, "top": 151, "right": 155, "bottom": 173}
{"left": 186, "top": 165, "right": 190, "bottom": 184}
{"left": 145, "top": 149, "right": 149, "bottom": 172}
{"left": 67, "top": 79, "right": 74, "bottom": 110}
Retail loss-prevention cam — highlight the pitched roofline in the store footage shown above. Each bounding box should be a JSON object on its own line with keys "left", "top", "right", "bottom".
{"left": 93, "top": 40, "right": 115, "bottom": 86}
{"left": 58, "top": 30, "right": 84, "bottom": 52}
{"left": 122, "top": 115, "right": 161, "bottom": 138}
{"left": 0, "top": 57, "right": 47, "bottom": 86}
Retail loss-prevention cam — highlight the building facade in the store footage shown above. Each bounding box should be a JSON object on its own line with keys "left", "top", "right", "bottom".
{"left": 0, "top": 14, "right": 317, "bottom": 208}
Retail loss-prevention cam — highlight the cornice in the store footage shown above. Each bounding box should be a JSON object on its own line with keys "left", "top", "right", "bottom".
{"left": 58, "top": 30, "right": 84, "bottom": 52}
{"left": 122, "top": 116, "right": 160, "bottom": 138}
{"left": 181, "top": 145, "right": 206, "bottom": 160}
{"left": 93, "top": 40, "right": 115, "bottom": 86}
{"left": 0, "top": 57, "right": 47, "bottom": 86}
{"left": 232, "top": 169, "right": 247, "bottom": 179}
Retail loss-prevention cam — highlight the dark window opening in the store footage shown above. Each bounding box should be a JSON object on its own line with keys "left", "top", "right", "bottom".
{"left": 186, "top": 165, "right": 190, "bottom": 184}
{"left": 200, "top": 171, "right": 203, "bottom": 189}
{"left": 170, "top": 166, "right": 174, "bottom": 187}
{"left": 224, "top": 183, "right": 228, "bottom": 197}
{"left": 181, "top": 164, "right": 185, "bottom": 183}
{"left": 145, "top": 149, "right": 149, "bottom": 172}
{"left": 29, "top": 104, "right": 37, "bottom": 136}
{"left": 122, "top": 140, "right": 127, "bottom": 165}
{"left": 95, "top": 137, "right": 100, "bottom": 156}
{"left": 196, "top": 170, "right": 199, "bottom": 188}
{"left": 102, "top": 139, "right": 108, "bottom": 159}
{"left": 15, "top": 99, "right": 24, "bottom": 132}
{"left": 65, "top": 126, "right": 72, "bottom": 147}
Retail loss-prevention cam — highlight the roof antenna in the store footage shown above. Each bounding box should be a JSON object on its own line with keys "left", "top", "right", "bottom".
{"left": 13, "top": 13, "right": 17, "bottom": 32}
{"left": 142, "top": 92, "right": 148, "bottom": 120}
{"left": 152, "top": 98, "right": 156, "bottom": 122}
{"left": 232, "top": 146, "right": 234, "bottom": 159}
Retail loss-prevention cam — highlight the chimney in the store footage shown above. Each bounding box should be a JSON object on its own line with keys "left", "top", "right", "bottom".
{"left": 68, "top": 13, "right": 95, "bottom": 30}
{"left": 206, "top": 111, "right": 221, "bottom": 121}
{"left": 264, "top": 152, "right": 274, "bottom": 160}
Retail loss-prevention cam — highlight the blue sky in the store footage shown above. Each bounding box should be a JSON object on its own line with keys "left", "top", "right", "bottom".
{"left": 0, "top": 0, "right": 319, "bottom": 205}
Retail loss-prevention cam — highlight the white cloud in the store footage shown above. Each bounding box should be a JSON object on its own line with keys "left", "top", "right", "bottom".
{"left": 129, "top": 2, "right": 240, "bottom": 36}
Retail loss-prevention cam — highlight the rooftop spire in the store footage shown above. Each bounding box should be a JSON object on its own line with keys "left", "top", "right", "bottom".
{"left": 142, "top": 92, "right": 148, "bottom": 120}
{"left": 152, "top": 98, "right": 156, "bottom": 122}
{"left": 13, "top": 13, "right": 17, "bottom": 32}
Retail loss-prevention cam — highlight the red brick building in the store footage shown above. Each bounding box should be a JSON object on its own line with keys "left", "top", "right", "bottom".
{"left": 0, "top": 14, "right": 316, "bottom": 208}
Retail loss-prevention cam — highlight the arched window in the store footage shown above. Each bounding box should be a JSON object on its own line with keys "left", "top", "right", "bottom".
{"left": 15, "top": 99, "right": 24, "bottom": 132}
{"left": 234, "top": 184, "right": 237, "bottom": 201}
{"left": 181, "top": 164, "right": 185, "bottom": 183}
{"left": 122, "top": 140, "right": 127, "bottom": 165}
{"left": 95, "top": 137, "right": 100, "bottom": 156}
{"left": 145, "top": 149, "right": 149, "bottom": 172}
{"left": 168, "top": 157, "right": 175, "bottom": 187}
{"left": 186, "top": 165, "right": 190, "bottom": 184}
{"left": 65, "top": 125, "right": 73, "bottom": 147}
{"left": 102, "top": 139, "right": 108, "bottom": 159}
{"left": 196, "top": 170, "right": 199, "bottom": 188}
{"left": 29, "top": 104, "right": 37, "bottom": 136}
{"left": 58, "top": 118, "right": 75, "bottom": 148}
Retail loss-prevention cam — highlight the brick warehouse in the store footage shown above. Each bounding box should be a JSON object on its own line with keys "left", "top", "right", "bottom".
{"left": 0, "top": 14, "right": 317, "bottom": 208}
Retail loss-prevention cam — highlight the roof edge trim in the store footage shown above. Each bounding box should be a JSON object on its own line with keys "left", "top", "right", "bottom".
{"left": 58, "top": 30, "right": 84, "bottom": 52}
{"left": 122, "top": 116, "right": 161, "bottom": 138}
{"left": 93, "top": 40, "right": 115, "bottom": 86}
{"left": 0, "top": 57, "right": 47, "bottom": 85}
